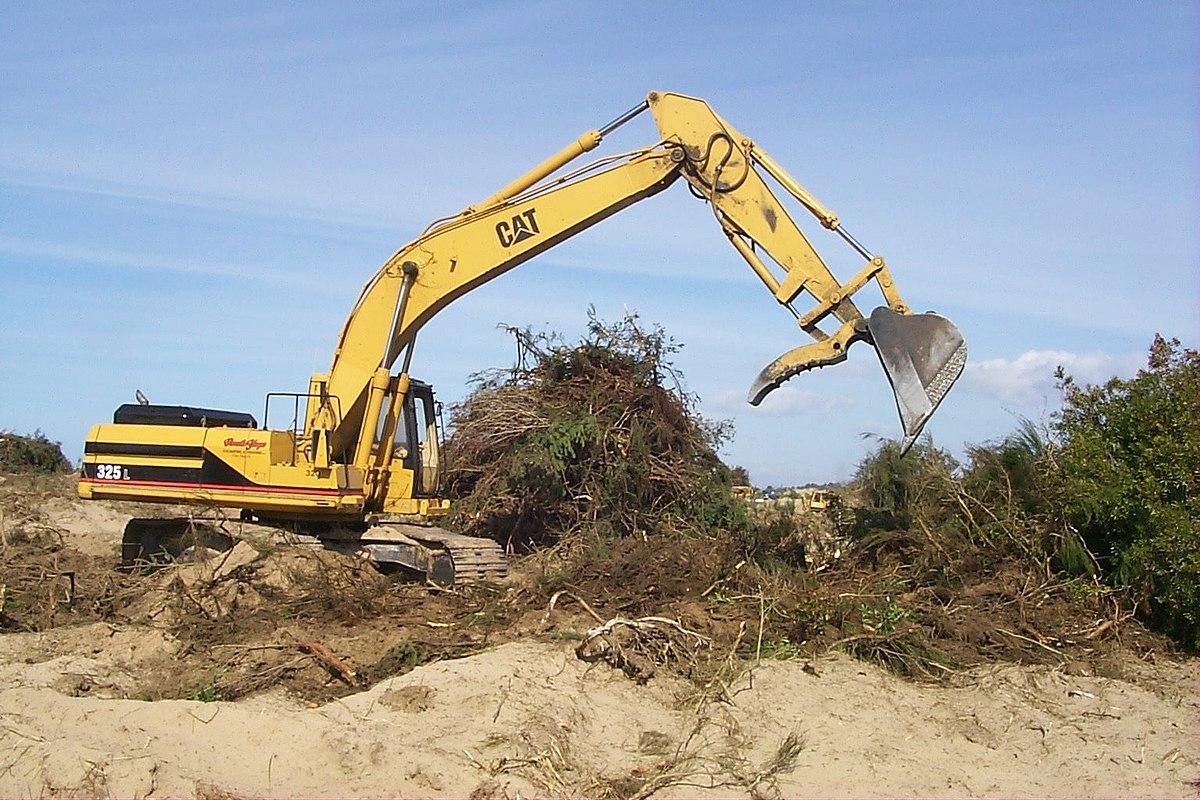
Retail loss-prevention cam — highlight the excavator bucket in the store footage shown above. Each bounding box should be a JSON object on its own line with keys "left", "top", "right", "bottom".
{"left": 866, "top": 307, "right": 966, "bottom": 453}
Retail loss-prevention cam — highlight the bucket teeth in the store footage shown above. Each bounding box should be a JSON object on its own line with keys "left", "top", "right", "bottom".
{"left": 866, "top": 307, "right": 967, "bottom": 453}
{"left": 747, "top": 345, "right": 848, "bottom": 406}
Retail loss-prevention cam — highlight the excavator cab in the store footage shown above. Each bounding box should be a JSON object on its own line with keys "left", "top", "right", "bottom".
{"left": 364, "top": 377, "right": 446, "bottom": 507}
{"left": 396, "top": 381, "right": 441, "bottom": 497}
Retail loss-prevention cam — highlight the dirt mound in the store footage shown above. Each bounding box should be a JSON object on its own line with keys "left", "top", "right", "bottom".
{"left": 0, "top": 477, "right": 533, "bottom": 703}
{"left": 116, "top": 536, "right": 532, "bottom": 703}
{"left": 0, "top": 470, "right": 1197, "bottom": 797}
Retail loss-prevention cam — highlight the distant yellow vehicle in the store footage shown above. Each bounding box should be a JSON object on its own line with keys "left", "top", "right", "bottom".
{"left": 732, "top": 485, "right": 755, "bottom": 501}
{"left": 79, "top": 91, "right": 965, "bottom": 584}
{"left": 807, "top": 490, "right": 832, "bottom": 511}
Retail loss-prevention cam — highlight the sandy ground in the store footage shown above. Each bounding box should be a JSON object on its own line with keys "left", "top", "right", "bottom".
{"left": 0, "top": 632, "right": 1195, "bottom": 798}
{"left": 1, "top": 476, "right": 1197, "bottom": 798}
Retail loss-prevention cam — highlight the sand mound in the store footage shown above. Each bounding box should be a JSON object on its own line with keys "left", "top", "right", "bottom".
{"left": 0, "top": 640, "right": 1195, "bottom": 798}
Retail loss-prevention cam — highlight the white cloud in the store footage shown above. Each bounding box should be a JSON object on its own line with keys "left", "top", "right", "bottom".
{"left": 965, "top": 349, "right": 1141, "bottom": 403}
{"left": 707, "top": 386, "right": 852, "bottom": 418}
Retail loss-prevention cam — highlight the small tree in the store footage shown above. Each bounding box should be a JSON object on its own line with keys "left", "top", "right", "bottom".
{"left": 729, "top": 465, "right": 751, "bottom": 486}
{"left": 852, "top": 436, "right": 958, "bottom": 531}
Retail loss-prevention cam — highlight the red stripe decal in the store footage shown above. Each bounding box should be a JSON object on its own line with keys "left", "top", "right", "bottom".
{"left": 80, "top": 477, "right": 362, "bottom": 497}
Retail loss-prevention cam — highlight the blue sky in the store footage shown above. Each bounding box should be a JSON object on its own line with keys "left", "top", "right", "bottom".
{"left": 2, "top": 2, "right": 1197, "bottom": 486}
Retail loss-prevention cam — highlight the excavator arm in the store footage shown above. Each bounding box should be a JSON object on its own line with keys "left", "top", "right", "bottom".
{"left": 316, "top": 91, "right": 965, "bottom": 463}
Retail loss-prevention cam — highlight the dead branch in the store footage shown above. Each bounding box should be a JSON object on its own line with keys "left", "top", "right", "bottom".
{"left": 297, "top": 639, "right": 360, "bottom": 686}
{"left": 541, "top": 589, "right": 604, "bottom": 628}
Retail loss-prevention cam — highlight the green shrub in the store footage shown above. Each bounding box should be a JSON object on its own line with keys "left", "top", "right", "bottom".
{"left": 0, "top": 430, "right": 72, "bottom": 473}
{"left": 1052, "top": 335, "right": 1200, "bottom": 647}
{"left": 848, "top": 437, "right": 958, "bottom": 533}
{"left": 960, "top": 419, "right": 1052, "bottom": 517}
{"left": 845, "top": 335, "right": 1200, "bottom": 649}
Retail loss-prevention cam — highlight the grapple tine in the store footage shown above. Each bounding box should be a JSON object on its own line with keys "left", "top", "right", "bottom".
{"left": 866, "top": 307, "right": 966, "bottom": 454}
{"left": 747, "top": 343, "right": 849, "bottom": 406}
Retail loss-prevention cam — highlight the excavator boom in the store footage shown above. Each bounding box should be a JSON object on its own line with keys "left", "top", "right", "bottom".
{"left": 321, "top": 91, "right": 965, "bottom": 456}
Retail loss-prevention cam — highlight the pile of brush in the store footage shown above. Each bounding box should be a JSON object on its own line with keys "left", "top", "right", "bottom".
{"left": 443, "top": 313, "right": 746, "bottom": 550}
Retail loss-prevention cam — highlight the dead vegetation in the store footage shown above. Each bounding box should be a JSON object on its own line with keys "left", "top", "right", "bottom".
{"left": 439, "top": 316, "right": 1181, "bottom": 692}
{"left": 606, "top": 723, "right": 805, "bottom": 800}
{"left": 0, "top": 481, "right": 528, "bottom": 703}
{"left": 0, "top": 476, "right": 141, "bottom": 633}
{"left": 444, "top": 314, "right": 745, "bottom": 550}
{"left": 128, "top": 538, "right": 528, "bottom": 703}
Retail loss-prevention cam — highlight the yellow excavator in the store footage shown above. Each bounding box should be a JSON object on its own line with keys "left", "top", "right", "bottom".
{"left": 78, "top": 91, "right": 966, "bottom": 584}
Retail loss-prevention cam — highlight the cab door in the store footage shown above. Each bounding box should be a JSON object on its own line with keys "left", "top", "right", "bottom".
{"left": 402, "top": 383, "right": 442, "bottom": 497}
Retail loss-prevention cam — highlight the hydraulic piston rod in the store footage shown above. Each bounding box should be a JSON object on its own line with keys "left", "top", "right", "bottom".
{"left": 473, "top": 130, "right": 603, "bottom": 211}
